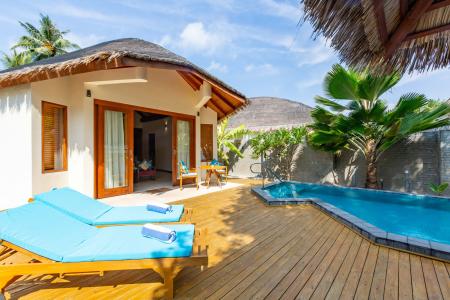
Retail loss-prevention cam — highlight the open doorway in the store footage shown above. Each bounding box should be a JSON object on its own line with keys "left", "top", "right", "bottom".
{"left": 133, "top": 111, "right": 173, "bottom": 192}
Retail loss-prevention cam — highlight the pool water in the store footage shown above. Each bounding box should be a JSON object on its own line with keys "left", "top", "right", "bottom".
{"left": 265, "top": 182, "right": 450, "bottom": 245}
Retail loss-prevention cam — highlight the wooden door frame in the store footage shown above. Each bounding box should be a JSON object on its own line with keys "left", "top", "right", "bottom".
{"left": 94, "top": 99, "right": 196, "bottom": 198}
{"left": 172, "top": 116, "right": 196, "bottom": 185}
{"left": 94, "top": 102, "right": 134, "bottom": 199}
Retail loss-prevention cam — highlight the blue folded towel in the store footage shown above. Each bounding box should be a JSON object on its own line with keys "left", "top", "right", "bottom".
{"left": 146, "top": 201, "right": 172, "bottom": 214}
{"left": 141, "top": 224, "right": 177, "bottom": 243}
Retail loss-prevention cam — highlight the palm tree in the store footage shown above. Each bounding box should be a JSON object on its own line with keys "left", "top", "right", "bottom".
{"left": 309, "top": 64, "right": 450, "bottom": 189}
{"left": 1, "top": 50, "right": 32, "bottom": 68}
{"left": 13, "top": 14, "right": 79, "bottom": 61}
{"left": 217, "top": 118, "right": 250, "bottom": 165}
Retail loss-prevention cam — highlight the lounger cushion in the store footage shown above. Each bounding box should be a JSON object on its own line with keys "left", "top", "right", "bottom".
{"left": 0, "top": 202, "right": 97, "bottom": 261}
{"left": 34, "top": 188, "right": 111, "bottom": 225}
{"left": 93, "top": 205, "right": 185, "bottom": 225}
{"left": 0, "top": 203, "right": 195, "bottom": 262}
{"left": 34, "top": 187, "right": 185, "bottom": 225}
{"left": 63, "top": 224, "right": 194, "bottom": 262}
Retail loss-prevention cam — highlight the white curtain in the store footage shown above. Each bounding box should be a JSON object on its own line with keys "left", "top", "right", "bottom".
{"left": 177, "top": 120, "right": 190, "bottom": 173}
{"left": 104, "top": 110, "right": 127, "bottom": 189}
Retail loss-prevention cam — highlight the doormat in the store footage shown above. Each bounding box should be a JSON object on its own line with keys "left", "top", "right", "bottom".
{"left": 144, "top": 187, "right": 172, "bottom": 194}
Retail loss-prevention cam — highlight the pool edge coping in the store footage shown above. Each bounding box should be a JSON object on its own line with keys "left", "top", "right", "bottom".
{"left": 252, "top": 185, "right": 450, "bottom": 262}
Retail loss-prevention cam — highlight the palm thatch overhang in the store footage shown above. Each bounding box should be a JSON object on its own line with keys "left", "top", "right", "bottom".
{"left": 302, "top": 0, "right": 450, "bottom": 74}
{"left": 0, "top": 38, "right": 247, "bottom": 119}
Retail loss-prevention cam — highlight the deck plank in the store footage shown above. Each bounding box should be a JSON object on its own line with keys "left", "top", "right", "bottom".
{"left": 432, "top": 260, "right": 450, "bottom": 299}
{"left": 3, "top": 180, "right": 449, "bottom": 300}
{"left": 354, "top": 243, "right": 379, "bottom": 299}
{"left": 265, "top": 222, "right": 343, "bottom": 299}
{"left": 369, "top": 246, "right": 389, "bottom": 299}
{"left": 309, "top": 232, "right": 357, "bottom": 300}
{"left": 411, "top": 255, "right": 428, "bottom": 299}
{"left": 421, "top": 257, "right": 443, "bottom": 300}
{"left": 323, "top": 236, "right": 363, "bottom": 299}
{"left": 398, "top": 252, "right": 413, "bottom": 300}
{"left": 297, "top": 229, "right": 355, "bottom": 299}
{"left": 225, "top": 216, "right": 332, "bottom": 299}
{"left": 279, "top": 226, "right": 347, "bottom": 299}
{"left": 197, "top": 213, "right": 330, "bottom": 298}
{"left": 384, "top": 249, "right": 399, "bottom": 300}
{"left": 339, "top": 239, "right": 371, "bottom": 299}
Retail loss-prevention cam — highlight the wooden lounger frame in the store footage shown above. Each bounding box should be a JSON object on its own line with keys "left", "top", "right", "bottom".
{"left": 0, "top": 228, "right": 208, "bottom": 300}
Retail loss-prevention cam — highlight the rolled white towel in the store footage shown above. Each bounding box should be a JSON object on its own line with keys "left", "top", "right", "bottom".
{"left": 146, "top": 201, "right": 172, "bottom": 214}
{"left": 141, "top": 224, "right": 177, "bottom": 243}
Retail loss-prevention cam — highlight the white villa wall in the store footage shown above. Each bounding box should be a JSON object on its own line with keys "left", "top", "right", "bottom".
{"left": 0, "top": 85, "right": 32, "bottom": 210}
{"left": 28, "top": 67, "right": 216, "bottom": 198}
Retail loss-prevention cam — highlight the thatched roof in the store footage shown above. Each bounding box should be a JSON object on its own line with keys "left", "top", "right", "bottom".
{"left": 0, "top": 38, "right": 246, "bottom": 119}
{"left": 227, "top": 97, "right": 313, "bottom": 131}
{"left": 302, "top": 0, "right": 450, "bottom": 74}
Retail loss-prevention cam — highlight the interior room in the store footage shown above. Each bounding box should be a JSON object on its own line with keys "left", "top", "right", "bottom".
{"left": 133, "top": 110, "right": 173, "bottom": 192}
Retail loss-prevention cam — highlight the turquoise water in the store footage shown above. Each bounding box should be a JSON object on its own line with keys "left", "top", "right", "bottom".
{"left": 265, "top": 182, "right": 450, "bottom": 244}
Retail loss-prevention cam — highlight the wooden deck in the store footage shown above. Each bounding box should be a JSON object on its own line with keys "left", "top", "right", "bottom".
{"left": 5, "top": 180, "right": 450, "bottom": 299}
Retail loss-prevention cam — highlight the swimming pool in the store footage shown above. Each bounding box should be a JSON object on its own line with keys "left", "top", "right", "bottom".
{"left": 253, "top": 181, "right": 450, "bottom": 260}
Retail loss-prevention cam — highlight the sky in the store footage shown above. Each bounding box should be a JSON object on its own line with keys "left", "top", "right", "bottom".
{"left": 0, "top": 0, "right": 449, "bottom": 107}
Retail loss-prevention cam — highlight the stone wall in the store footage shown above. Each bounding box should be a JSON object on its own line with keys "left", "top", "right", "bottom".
{"left": 229, "top": 130, "right": 449, "bottom": 196}
{"left": 440, "top": 130, "right": 450, "bottom": 185}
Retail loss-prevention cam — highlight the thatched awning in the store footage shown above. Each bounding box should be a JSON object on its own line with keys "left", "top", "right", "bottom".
{"left": 302, "top": 0, "right": 450, "bottom": 74}
{"left": 0, "top": 38, "right": 247, "bottom": 119}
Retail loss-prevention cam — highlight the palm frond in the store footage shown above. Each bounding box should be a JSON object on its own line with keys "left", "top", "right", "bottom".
{"left": 323, "top": 64, "right": 359, "bottom": 101}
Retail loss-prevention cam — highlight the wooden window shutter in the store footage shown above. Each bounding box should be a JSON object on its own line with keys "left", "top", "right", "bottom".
{"left": 42, "top": 101, "right": 67, "bottom": 172}
{"left": 201, "top": 124, "right": 213, "bottom": 162}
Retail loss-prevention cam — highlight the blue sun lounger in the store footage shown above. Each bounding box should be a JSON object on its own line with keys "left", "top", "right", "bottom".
{"left": 0, "top": 202, "right": 208, "bottom": 299}
{"left": 32, "top": 187, "right": 190, "bottom": 226}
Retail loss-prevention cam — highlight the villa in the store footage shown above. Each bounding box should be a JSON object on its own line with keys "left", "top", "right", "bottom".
{"left": 1, "top": 0, "right": 450, "bottom": 299}
{"left": 0, "top": 38, "right": 246, "bottom": 208}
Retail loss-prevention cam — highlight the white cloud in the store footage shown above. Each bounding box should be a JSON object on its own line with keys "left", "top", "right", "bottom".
{"left": 48, "top": 3, "right": 112, "bottom": 21}
{"left": 0, "top": 15, "right": 17, "bottom": 25}
{"left": 65, "top": 32, "right": 105, "bottom": 48}
{"left": 290, "top": 37, "right": 335, "bottom": 67}
{"left": 207, "top": 61, "right": 228, "bottom": 73}
{"left": 178, "top": 22, "right": 229, "bottom": 53}
{"left": 244, "top": 63, "right": 279, "bottom": 75}
{"left": 297, "top": 78, "right": 322, "bottom": 89}
{"left": 259, "top": 0, "right": 302, "bottom": 22}
{"left": 158, "top": 35, "right": 172, "bottom": 47}
{"left": 397, "top": 69, "right": 447, "bottom": 87}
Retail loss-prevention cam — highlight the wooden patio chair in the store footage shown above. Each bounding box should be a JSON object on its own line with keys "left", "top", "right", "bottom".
{"left": 214, "top": 165, "right": 228, "bottom": 184}
{"left": 179, "top": 162, "right": 199, "bottom": 191}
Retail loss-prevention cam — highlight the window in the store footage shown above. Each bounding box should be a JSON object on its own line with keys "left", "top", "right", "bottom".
{"left": 42, "top": 101, "right": 67, "bottom": 173}
{"left": 201, "top": 124, "right": 213, "bottom": 162}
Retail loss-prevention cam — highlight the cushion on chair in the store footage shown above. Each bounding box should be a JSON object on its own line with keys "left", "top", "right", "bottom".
{"left": 92, "top": 205, "right": 185, "bottom": 225}
{"left": 181, "top": 172, "right": 197, "bottom": 177}
{"left": 210, "top": 159, "right": 221, "bottom": 166}
{"left": 63, "top": 224, "right": 194, "bottom": 262}
{"left": 180, "top": 161, "right": 189, "bottom": 173}
{"left": 0, "top": 202, "right": 97, "bottom": 261}
{"left": 34, "top": 188, "right": 112, "bottom": 225}
{"left": 34, "top": 187, "right": 185, "bottom": 225}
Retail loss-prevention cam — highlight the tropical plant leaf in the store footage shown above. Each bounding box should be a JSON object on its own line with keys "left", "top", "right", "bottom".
{"left": 324, "top": 64, "right": 359, "bottom": 100}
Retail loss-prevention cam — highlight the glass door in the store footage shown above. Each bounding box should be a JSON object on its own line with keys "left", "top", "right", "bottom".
{"left": 96, "top": 104, "right": 133, "bottom": 198}
{"left": 172, "top": 117, "right": 195, "bottom": 185}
